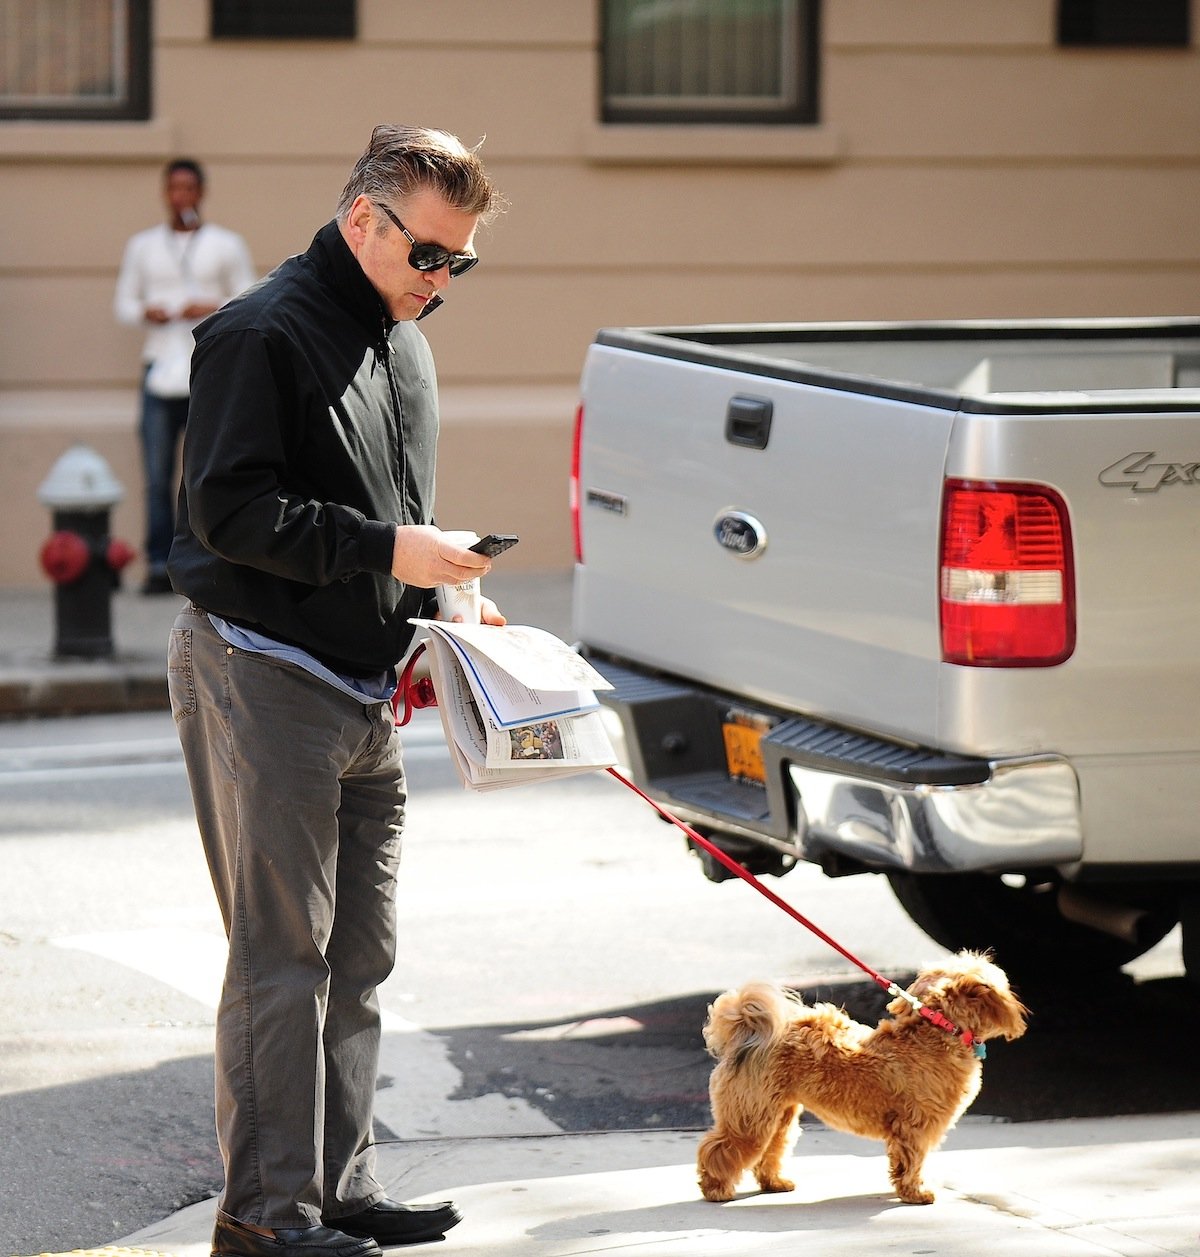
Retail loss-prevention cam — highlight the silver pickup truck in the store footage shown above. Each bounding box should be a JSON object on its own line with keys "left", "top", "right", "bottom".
{"left": 570, "top": 317, "right": 1200, "bottom": 981}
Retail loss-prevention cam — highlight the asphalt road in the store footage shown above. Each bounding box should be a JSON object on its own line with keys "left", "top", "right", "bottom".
{"left": 0, "top": 710, "right": 1193, "bottom": 1255}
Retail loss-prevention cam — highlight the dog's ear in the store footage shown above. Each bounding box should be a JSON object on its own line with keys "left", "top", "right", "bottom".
{"left": 987, "top": 983, "right": 1029, "bottom": 1041}
{"left": 948, "top": 976, "right": 1029, "bottom": 1042}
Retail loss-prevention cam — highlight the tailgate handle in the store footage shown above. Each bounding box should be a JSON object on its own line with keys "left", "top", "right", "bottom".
{"left": 725, "top": 395, "right": 773, "bottom": 450}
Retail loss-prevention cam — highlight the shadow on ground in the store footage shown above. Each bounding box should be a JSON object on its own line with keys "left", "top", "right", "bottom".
{"left": 441, "top": 969, "right": 1200, "bottom": 1131}
{"left": 0, "top": 1054, "right": 220, "bottom": 1256}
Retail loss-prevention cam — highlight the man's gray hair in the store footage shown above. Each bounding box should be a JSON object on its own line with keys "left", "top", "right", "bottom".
{"left": 336, "top": 124, "right": 504, "bottom": 224}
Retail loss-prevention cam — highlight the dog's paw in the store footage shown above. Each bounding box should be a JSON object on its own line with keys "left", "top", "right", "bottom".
{"left": 755, "top": 1175, "right": 795, "bottom": 1194}
{"left": 699, "top": 1184, "right": 737, "bottom": 1203}
{"left": 897, "top": 1186, "right": 935, "bottom": 1205}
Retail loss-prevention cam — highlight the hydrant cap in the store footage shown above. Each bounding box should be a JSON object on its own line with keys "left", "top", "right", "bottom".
{"left": 37, "top": 445, "right": 125, "bottom": 510}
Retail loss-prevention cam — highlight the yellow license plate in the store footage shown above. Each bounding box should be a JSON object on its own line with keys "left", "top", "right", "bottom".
{"left": 722, "top": 711, "right": 774, "bottom": 784}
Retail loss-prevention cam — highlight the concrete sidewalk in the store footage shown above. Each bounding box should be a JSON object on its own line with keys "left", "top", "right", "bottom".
{"left": 122, "top": 1114, "right": 1198, "bottom": 1257}
{"left": 0, "top": 572, "right": 575, "bottom": 719}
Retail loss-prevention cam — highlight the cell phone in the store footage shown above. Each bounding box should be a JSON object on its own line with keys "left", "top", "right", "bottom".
{"left": 469, "top": 533, "right": 520, "bottom": 558}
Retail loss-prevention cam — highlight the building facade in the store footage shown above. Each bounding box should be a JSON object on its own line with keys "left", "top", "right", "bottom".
{"left": 1, "top": 0, "right": 1197, "bottom": 586}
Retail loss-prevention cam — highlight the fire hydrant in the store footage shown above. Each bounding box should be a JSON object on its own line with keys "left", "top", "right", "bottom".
{"left": 37, "top": 445, "right": 136, "bottom": 659}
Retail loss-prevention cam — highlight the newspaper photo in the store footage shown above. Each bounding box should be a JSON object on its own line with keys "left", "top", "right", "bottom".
{"left": 412, "top": 620, "right": 617, "bottom": 792}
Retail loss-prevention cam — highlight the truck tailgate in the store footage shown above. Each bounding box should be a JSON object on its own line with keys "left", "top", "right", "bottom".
{"left": 573, "top": 343, "right": 955, "bottom": 745}
{"left": 574, "top": 343, "right": 1200, "bottom": 765}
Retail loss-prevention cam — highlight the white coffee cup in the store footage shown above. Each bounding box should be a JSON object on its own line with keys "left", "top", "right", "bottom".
{"left": 435, "top": 530, "right": 482, "bottom": 623}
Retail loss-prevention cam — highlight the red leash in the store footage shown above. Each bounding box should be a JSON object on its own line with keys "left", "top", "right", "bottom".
{"left": 391, "top": 661, "right": 978, "bottom": 1052}
{"left": 605, "top": 766, "right": 981, "bottom": 1054}
{"left": 393, "top": 642, "right": 437, "bottom": 727}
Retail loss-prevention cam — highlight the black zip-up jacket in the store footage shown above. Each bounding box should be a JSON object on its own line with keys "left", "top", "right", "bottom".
{"left": 168, "top": 220, "right": 439, "bottom": 675}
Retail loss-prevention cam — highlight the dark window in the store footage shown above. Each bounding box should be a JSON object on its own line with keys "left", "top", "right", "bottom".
{"left": 211, "top": 0, "right": 356, "bottom": 40}
{"left": 602, "top": 0, "right": 819, "bottom": 125}
{"left": 0, "top": 0, "right": 150, "bottom": 122}
{"left": 1058, "top": 0, "right": 1190, "bottom": 47}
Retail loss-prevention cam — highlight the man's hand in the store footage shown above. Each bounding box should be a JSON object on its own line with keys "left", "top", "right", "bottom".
{"left": 180, "top": 300, "right": 221, "bottom": 320}
{"left": 391, "top": 524, "right": 491, "bottom": 588}
{"left": 479, "top": 596, "right": 507, "bottom": 627}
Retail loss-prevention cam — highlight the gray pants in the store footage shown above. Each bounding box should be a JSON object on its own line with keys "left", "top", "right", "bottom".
{"left": 168, "top": 605, "right": 405, "bottom": 1227}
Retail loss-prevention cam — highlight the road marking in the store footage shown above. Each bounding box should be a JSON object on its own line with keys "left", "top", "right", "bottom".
{"left": 0, "top": 737, "right": 182, "bottom": 769}
{"left": 0, "top": 761, "right": 187, "bottom": 785}
{"left": 0, "top": 719, "right": 450, "bottom": 786}
{"left": 56, "top": 928, "right": 227, "bottom": 1009}
{"left": 55, "top": 926, "right": 558, "bottom": 1141}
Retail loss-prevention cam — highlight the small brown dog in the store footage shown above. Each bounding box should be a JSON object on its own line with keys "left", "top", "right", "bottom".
{"left": 697, "top": 951, "right": 1027, "bottom": 1205}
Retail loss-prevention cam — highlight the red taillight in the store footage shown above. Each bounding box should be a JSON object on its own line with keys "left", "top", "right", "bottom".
{"left": 940, "top": 479, "right": 1075, "bottom": 667}
{"left": 570, "top": 402, "right": 584, "bottom": 563}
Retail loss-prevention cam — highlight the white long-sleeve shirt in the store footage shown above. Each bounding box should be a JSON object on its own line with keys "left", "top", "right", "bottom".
{"left": 114, "top": 221, "right": 256, "bottom": 364}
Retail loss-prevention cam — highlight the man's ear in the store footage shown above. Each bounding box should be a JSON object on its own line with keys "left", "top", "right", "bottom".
{"left": 343, "top": 195, "right": 375, "bottom": 251}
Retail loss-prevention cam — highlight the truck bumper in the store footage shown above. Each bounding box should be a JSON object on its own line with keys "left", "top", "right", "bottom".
{"left": 790, "top": 756, "right": 1083, "bottom": 874}
{"left": 587, "top": 652, "right": 1083, "bottom": 875}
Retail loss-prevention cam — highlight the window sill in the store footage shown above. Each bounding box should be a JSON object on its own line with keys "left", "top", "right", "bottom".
{"left": 0, "top": 118, "right": 176, "bottom": 161}
{"left": 582, "top": 122, "right": 842, "bottom": 166}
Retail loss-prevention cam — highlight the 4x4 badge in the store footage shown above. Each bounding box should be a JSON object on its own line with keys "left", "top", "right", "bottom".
{"left": 1100, "top": 452, "right": 1200, "bottom": 492}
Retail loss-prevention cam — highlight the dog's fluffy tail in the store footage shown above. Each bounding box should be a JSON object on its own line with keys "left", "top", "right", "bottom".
{"left": 703, "top": 981, "right": 793, "bottom": 1065}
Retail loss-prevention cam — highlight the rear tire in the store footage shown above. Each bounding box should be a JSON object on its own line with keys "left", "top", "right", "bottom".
{"left": 1181, "top": 889, "right": 1200, "bottom": 987}
{"left": 886, "top": 871, "right": 1178, "bottom": 976}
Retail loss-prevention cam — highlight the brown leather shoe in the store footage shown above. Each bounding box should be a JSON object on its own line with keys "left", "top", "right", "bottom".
{"left": 212, "top": 1215, "right": 381, "bottom": 1257}
{"left": 324, "top": 1198, "right": 461, "bottom": 1246}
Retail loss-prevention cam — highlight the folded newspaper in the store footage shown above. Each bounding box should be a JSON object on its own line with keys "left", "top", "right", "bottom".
{"left": 409, "top": 618, "right": 617, "bottom": 791}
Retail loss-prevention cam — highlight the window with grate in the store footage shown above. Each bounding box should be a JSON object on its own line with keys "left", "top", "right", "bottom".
{"left": 0, "top": 0, "right": 150, "bottom": 121}
{"left": 211, "top": 0, "right": 356, "bottom": 40}
{"left": 1058, "top": 0, "right": 1190, "bottom": 46}
{"left": 602, "top": 0, "right": 818, "bottom": 125}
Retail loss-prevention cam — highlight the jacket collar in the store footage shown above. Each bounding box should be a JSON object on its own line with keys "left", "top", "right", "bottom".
{"left": 308, "top": 219, "right": 392, "bottom": 339}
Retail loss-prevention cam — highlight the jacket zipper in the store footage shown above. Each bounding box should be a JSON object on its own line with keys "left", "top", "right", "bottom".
{"left": 379, "top": 315, "right": 409, "bottom": 526}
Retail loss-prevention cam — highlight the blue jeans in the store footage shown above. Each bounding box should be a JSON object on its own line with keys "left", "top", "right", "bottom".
{"left": 139, "top": 373, "right": 189, "bottom": 574}
{"left": 168, "top": 605, "right": 404, "bottom": 1226}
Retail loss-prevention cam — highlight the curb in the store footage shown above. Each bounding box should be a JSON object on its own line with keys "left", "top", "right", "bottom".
{"left": 0, "top": 659, "right": 168, "bottom": 719}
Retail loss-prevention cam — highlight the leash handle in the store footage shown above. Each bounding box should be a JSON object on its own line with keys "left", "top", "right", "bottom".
{"left": 392, "top": 641, "right": 437, "bottom": 726}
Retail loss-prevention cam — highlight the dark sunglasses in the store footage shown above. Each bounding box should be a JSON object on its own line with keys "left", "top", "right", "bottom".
{"left": 377, "top": 202, "right": 479, "bottom": 278}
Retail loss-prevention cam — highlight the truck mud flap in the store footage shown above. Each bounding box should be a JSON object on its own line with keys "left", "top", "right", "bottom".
{"left": 587, "top": 653, "right": 989, "bottom": 845}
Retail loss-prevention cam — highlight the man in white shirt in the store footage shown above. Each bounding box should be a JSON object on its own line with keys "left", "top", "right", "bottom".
{"left": 114, "top": 158, "right": 256, "bottom": 594}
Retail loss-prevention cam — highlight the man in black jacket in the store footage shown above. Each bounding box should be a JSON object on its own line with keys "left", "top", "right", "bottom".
{"left": 167, "top": 125, "right": 505, "bottom": 1255}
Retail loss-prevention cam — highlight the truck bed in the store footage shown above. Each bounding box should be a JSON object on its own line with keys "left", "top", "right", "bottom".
{"left": 573, "top": 318, "right": 1200, "bottom": 867}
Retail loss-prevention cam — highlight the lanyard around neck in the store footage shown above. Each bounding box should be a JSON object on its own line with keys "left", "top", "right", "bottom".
{"left": 168, "top": 224, "right": 200, "bottom": 277}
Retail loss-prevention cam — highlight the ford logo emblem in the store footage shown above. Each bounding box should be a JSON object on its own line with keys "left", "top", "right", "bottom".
{"left": 713, "top": 510, "right": 767, "bottom": 559}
